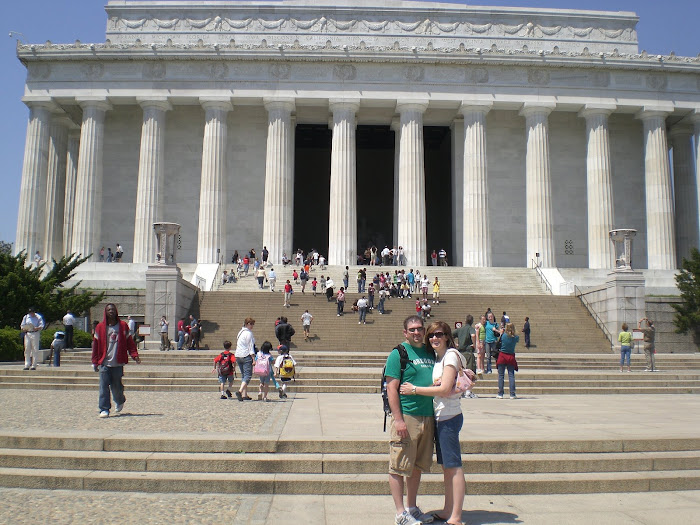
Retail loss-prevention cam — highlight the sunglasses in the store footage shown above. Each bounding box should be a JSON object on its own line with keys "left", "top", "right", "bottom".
{"left": 428, "top": 332, "right": 446, "bottom": 338}
{"left": 407, "top": 327, "right": 425, "bottom": 333}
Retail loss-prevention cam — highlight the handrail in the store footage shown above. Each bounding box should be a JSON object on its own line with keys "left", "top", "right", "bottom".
{"left": 574, "top": 285, "right": 615, "bottom": 353}
{"left": 530, "top": 259, "right": 553, "bottom": 294}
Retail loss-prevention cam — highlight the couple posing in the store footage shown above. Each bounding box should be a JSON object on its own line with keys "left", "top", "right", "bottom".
{"left": 385, "top": 315, "right": 467, "bottom": 525}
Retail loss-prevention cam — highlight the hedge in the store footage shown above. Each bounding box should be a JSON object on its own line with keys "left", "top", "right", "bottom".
{"left": 0, "top": 328, "right": 93, "bottom": 362}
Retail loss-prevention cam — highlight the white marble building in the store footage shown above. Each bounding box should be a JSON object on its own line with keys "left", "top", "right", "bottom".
{"left": 14, "top": 0, "right": 700, "bottom": 271}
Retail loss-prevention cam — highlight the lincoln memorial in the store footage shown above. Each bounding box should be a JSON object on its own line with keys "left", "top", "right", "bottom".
{"left": 13, "top": 0, "right": 700, "bottom": 274}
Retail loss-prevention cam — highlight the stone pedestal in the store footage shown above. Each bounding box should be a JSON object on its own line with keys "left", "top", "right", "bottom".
{"left": 145, "top": 223, "right": 197, "bottom": 346}
{"left": 606, "top": 271, "right": 646, "bottom": 349}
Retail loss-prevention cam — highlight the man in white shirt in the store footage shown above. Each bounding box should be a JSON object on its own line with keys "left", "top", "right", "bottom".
{"left": 62, "top": 310, "right": 75, "bottom": 349}
{"left": 357, "top": 296, "right": 369, "bottom": 324}
{"left": 20, "top": 307, "right": 45, "bottom": 370}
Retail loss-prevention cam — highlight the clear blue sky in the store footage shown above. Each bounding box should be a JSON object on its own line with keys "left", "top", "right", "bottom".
{"left": 1, "top": 0, "right": 698, "bottom": 245}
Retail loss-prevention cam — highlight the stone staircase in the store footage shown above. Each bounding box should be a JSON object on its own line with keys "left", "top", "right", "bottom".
{"left": 215, "top": 265, "right": 548, "bottom": 295}
{"left": 2, "top": 352, "right": 700, "bottom": 394}
{"left": 194, "top": 291, "right": 610, "bottom": 354}
{"left": 1, "top": 429, "right": 699, "bottom": 495}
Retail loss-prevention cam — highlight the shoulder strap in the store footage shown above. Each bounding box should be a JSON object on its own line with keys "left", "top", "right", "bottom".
{"left": 396, "top": 343, "right": 410, "bottom": 383}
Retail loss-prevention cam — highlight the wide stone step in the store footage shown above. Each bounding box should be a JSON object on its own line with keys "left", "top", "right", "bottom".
{"left": 1, "top": 467, "right": 698, "bottom": 494}
{"left": 2, "top": 448, "right": 699, "bottom": 475}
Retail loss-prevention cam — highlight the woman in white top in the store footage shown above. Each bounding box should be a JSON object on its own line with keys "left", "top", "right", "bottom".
{"left": 234, "top": 317, "right": 256, "bottom": 401}
{"left": 400, "top": 321, "right": 467, "bottom": 525}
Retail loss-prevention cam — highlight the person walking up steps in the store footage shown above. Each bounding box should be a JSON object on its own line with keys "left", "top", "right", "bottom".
{"left": 213, "top": 341, "right": 236, "bottom": 399}
{"left": 301, "top": 310, "right": 313, "bottom": 340}
{"left": 274, "top": 344, "right": 296, "bottom": 399}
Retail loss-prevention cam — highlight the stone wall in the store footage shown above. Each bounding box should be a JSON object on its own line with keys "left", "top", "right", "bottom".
{"left": 645, "top": 297, "right": 698, "bottom": 354}
{"left": 89, "top": 289, "right": 147, "bottom": 327}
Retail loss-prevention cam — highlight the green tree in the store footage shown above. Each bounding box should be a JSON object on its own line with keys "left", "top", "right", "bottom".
{"left": 0, "top": 251, "right": 104, "bottom": 328}
{"left": 672, "top": 247, "right": 700, "bottom": 339}
{"left": 0, "top": 241, "right": 11, "bottom": 255}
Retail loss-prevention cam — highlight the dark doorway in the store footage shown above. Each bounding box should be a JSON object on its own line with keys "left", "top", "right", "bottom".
{"left": 357, "top": 126, "right": 395, "bottom": 258}
{"left": 424, "top": 126, "right": 452, "bottom": 265}
{"left": 294, "top": 125, "right": 332, "bottom": 256}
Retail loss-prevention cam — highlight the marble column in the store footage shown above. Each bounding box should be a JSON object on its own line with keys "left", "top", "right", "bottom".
{"left": 396, "top": 101, "right": 428, "bottom": 267}
{"left": 328, "top": 99, "right": 360, "bottom": 266}
{"left": 71, "top": 98, "right": 111, "bottom": 259}
{"left": 520, "top": 103, "right": 556, "bottom": 268}
{"left": 450, "top": 116, "right": 464, "bottom": 267}
{"left": 391, "top": 117, "right": 400, "bottom": 247}
{"left": 63, "top": 130, "right": 80, "bottom": 255}
{"left": 262, "top": 98, "right": 295, "bottom": 266}
{"left": 197, "top": 98, "right": 232, "bottom": 264}
{"left": 460, "top": 102, "right": 492, "bottom": 267}
{"left": 580, "top": 105, "right": 616, "bottom": 269}
{"left": 133, "top": 98, "right": 172, "bottom": 264}
{"left": 693, "top": 111, "right": 700, "bottom": 252}
{"left": 15, "top": 99, "right": 54, "bottom": 259}
{"left": 43, "top": 115, "right": 72, "bottom": 262}
{"left": 669, "top": 126, "right": 698, "bottom": 262}
{"left": 637, "top": 109, "right": 676, "bottom": 270}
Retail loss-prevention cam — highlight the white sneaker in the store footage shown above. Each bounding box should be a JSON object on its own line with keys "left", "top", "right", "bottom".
{"left": 408, "top": 506, "right": 434, "bottom": 523}
{"left": 115, "top": 402, "right": 124, "bottom": 413}
{"left": 99, "top": 411, "right": 109, "bottom": 418}
{"left": 496, "top": 394, "right": 503, "bottom": 399}
{"left": 395, "top": 510, "right": 421, "bottom": 525}
{"left": 476, "top": 369, "right": 483, "bottom": 374}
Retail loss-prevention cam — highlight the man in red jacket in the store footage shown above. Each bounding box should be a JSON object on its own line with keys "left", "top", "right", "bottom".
{"left": 91, "top": 303, "right": 141, "bottom": 418}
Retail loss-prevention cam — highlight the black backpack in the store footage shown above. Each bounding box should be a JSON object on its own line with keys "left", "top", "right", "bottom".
{"left": 381, "top": 344, "right": 410, "bottom": 432}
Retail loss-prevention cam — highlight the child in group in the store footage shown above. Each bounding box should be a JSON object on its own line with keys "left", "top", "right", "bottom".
{"left": 213, "top": 341, "right": 236, "bottom": 399}
{"left": 47, "top": 331, "right": 66, "bottom": 367}
{"left": 292, "top": 269, "right": 299, "bottom": 283}
{"left": 274, "top": 344, "right": 297, "bottom": 399}
{"left": 311, "top": 277, "right": 318, "bottom": 297}
{"left": 255, "top": 341, "right": 277, "bottom": 401}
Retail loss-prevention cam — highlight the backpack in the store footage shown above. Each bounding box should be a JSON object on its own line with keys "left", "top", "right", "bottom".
{"left": 280, "top": 356, "right": 296, "bottom": 379}
{"left": 216, "top": 352, "right": 234, "bottom": 377}
{"left": 381, "top": 344, "right": 410, "bottom": 432}
{"left": 253, "top": 355, "right": 270, "bottom": 377}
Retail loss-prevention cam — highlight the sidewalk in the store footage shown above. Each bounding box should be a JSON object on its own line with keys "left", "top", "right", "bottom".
{"left": 0, "top": 390, "right": 699, "bottom": 524}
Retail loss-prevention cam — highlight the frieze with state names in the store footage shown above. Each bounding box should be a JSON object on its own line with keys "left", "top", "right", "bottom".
{"left": 103, "top": 1, "right": 640, "bottom": 54}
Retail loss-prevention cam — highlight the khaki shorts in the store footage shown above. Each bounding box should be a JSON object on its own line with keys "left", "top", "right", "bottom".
{"left": 389, "top": 414, "right": 435, "bottom": 476}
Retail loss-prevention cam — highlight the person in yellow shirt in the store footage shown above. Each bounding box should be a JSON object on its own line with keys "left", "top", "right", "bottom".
{"left": 618, "top": 323, "right": 633, "bottom": 372}
{"left": 432, "top": 277, "right": 441, "bottom": 305}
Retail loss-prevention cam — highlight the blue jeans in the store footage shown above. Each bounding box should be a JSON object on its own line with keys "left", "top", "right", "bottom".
{"left": 497, "top": 363, "right": 516, "bottom": 396}
{"left": 237, "top": 355, "right": 253, "bottom": 384}
{"left": 485, "top": 341, "right": 497, "bottom": 373}
{"left": 368, "top": 295, "right": 374, "bottom": 309}
{"left": 177, "top": 330, "right": 184, "bottom": 350}
{"left": 435, "top": 413, "right": 463, "bottom": 468}
{"left": 343, "top": 278, "right": 349, "bottom": 289}
{"left": 378, "top": 297, "right": 385, "bottom": 313}
{"left": 337, "top": 300, "right": 345, "bottom": 315}
{"left": 620, "top": 346, "right": 631, "bottom": 366}
{"left": 99, "top": 365, "right": 125, "bottom": 413}
{"left": 359, "top": 307, "right": 367, "bottom": 323}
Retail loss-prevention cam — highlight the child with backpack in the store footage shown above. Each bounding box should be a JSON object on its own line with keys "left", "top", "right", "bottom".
{"left": 254, "top": 341, "right": 276, "bottom": 401}
{"left": 213, "top": 341, "right": 236, "bottom": 399}
{"left": 274, "top": 344, "right": 297, "bottom": 399}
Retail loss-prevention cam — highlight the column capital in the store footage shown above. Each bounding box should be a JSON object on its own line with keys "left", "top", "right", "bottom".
{"left": 396, "top": 100, "right": 429, "bottom": 114}
{"left": 459, "top": 101, "right": 492, "bottom": 116}
{"left": 668, "top": 125, "right": 694, "bottom": 140}
{"left": 76, "top": 97, "right": 112, "bottom": 112}
{"left": 519, "top": 102, "right": 556, "bottom": 118}
{"left": 137, "top": 97, "right": 172, "bottom": 112}
{"left": 635, "top": 106, "right": 672, "bottom": 121}
{"left": 579, "top": 104, "right": 616, "bottom": 119}
{"left": 390, "top": 117, "right": 400, "bottom": 131}
{"left": 329, "top": 98, "right": 360, "bottom": 113}
{"left": 263, "top": 97, "right": 295, "bottom": 113}
{"left": 199, "top": 97, "right": 233, "bottom": 112}
{"left": 21, "top": 96, "right": 60, "bottom": 112}
{"left": 50, "top": 114, "right": 78, "bottom": 130}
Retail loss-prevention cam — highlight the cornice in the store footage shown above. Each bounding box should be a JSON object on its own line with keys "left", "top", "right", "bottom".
{"left": 16, "top": 42, "right": 700, "bottom": 74}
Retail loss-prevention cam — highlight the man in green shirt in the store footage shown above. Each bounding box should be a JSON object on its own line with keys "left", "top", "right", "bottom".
{"left": 385, "top": 315, "right": 436, "bottom": 525}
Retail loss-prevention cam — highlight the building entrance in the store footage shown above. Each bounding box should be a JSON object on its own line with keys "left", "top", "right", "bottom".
{"left": 424, "top": 126, "right": 453, "bottom": 265}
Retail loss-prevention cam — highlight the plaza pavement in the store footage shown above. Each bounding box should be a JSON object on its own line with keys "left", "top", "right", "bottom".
{"left": 0, "top": 384, "right": 699, "bottom": 524}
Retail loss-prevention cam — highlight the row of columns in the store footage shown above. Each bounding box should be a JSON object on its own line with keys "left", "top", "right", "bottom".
{"left": 14, "top": 97, "right": 700, "bottom": 270}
